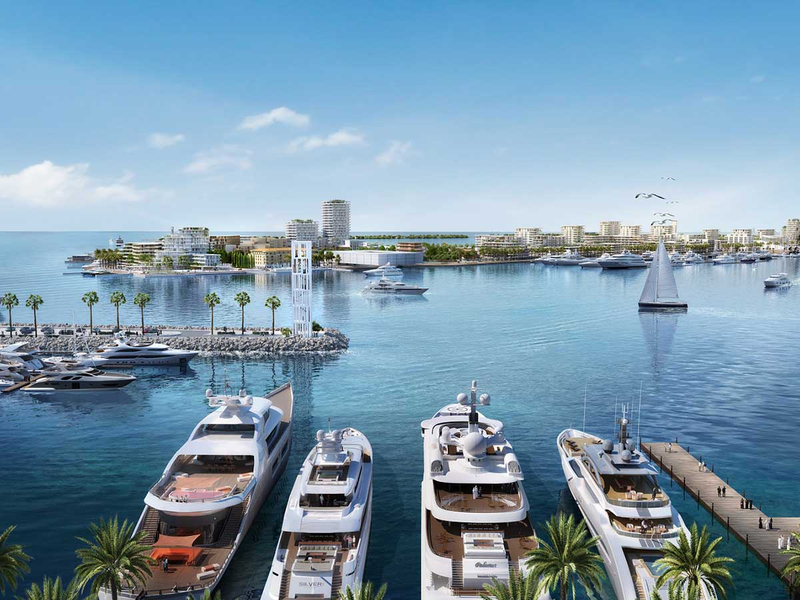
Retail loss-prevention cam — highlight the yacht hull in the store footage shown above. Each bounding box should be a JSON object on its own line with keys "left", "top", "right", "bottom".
{"left": 637, "top": 301, "right": 688, "bottom": 311}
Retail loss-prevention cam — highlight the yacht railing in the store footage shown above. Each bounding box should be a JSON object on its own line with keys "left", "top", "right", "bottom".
{"left": 151, "top": 476, "right": 256, "bottom": 505}
{"left": 606, "top": 496, "right": 669, "bottom": 509}
{"left": 612, "top": 523, "right": 679, "bottom": 539}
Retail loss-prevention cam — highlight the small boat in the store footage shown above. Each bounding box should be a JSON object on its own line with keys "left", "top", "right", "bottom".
{"left": 712, "top": 253, "right": 739, "bottom": 264}
{"left": 638, "top": 241, "right": 688, "bottom": 311}
{"left": 362, "top": 277, "right": 427, "bottom": 295}
{"left": 597, "top": 250, "right": 647, "bottom": 269}
{"left": 363, "top": 262, "right": 403, "bottom": 277}
{"left": 764, "top": 273, "right": 792, "bottom": 288}
{"left": 579, "top": 253, "right": 609, "bottom": 268}
{"left": 22, "top": 367, "right": 136, "bottom": 394}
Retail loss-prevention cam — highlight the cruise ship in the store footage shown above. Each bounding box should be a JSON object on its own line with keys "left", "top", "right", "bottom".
{"left": 421, "top": 381, "right": 550, "bottom": 600}
{"left": 557, "top": 409, "right": 688, "bottom": 599}
{"left": 262, "top": 427, "right": 373, "bottom": 600}
{"left": 120, "top": 384, "right": 294, "bottom": 599}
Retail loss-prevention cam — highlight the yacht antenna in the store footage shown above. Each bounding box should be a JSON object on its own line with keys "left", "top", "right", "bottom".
{"left": 637, "top": 382, "right": 643, "bottom": 448}
{"left": 613, "top": 398, "right": 618, "bottom": 439}
{"left": 582, "top": 384, "right": 587, "bottom": 432}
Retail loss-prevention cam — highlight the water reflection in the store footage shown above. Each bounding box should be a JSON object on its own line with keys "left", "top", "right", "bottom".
{"left": 639, "top": 311, "right": 680, "bottom": 377}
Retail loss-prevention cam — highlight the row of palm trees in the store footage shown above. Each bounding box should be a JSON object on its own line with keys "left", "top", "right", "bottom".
{"left": 203, "top": 293, "right": 282, "bottom": 335}
{"left": 1, "top": 294, "right": 42, "bottom": 338}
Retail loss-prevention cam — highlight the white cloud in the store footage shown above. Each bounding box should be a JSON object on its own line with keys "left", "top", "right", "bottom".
{"left": 750, "top": 75, "right": 766, "bottom": 84}
{"left": 147, "top": 132, "right": 185, "bottom": 148}
{"left": 375, "top": 141, "right": 412, "bottom": 166}
{"left": 0, "top": 161, "right": 162, "bottom": 207}
{"left": 287, "top": 129, "right": 365, "bottom": 152}
{"left": 183, "top": 145, "right": 253, "bottom": 174}
{"left": 239, "top": 107, "right": 310, "bottom": 131}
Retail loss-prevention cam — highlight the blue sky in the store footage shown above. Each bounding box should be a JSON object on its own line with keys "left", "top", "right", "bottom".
{"left": 0, "top": 1, "right": 798, "bottom": 232}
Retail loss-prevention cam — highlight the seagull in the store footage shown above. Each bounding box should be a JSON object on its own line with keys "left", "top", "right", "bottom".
{"left": 666, "top": 200, "right": 680, "bottom": 204}
{"left": 635, "top": 193, "right": 665, "bottom": 199}
{"left": 661, "top": 177, "right": 676, "bottom": 181}
{"left": 653, "top": 212, "right": 675, "bottom": 218}
{"left": 651, "top": 219, "right": 671, "bottom": 227}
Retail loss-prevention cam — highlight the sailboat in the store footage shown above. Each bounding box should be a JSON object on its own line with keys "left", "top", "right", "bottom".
{"left": 638, "top": 240, "right": 688, "bottom": 311}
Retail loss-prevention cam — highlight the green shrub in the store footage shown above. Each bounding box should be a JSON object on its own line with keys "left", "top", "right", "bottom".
{"left": 312, "top": 321, "right": 323, "bottom": 332}
{"left": 280, "top": 327, "right": 292, "bottom": 337}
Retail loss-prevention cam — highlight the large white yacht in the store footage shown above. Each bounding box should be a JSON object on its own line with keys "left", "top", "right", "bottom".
{"left": 712, "top": 253, "right": 738, "bottom": 265}
{"left": 764, "top": 273, "right": 792, "bottom": 288}
{"left": 421, "top": 382, "right": 550, "bottom": 600}
{"left": 362, "top": 277, "right": 427, "bottom": 295}
{"left": 22, "top": 367, "right": 135, "bottom": 395}
{"left": 553, "top": 250, "right": 586, "bottom": 266}
{"left": 597, "top": 251, "right": 647, "bottom": 269}
{"left": 579, "top": 253, "right": 610, "bottom": 268}
{"left": 121, "top": 384, "right": 294, "bottom": 599}
{"left": 86, "top": 337, "right": 199, "bottom": 366}
{"left": 262, "top": 427, "right": 373, "bottom": 600}
{"left": 558, "top": 410, "right": 688, "bottom": 600}
{"left": 363, "top": 262, "right": 404, "bottom": 277}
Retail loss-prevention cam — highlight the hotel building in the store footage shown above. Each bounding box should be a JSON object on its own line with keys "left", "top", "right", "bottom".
{"left": 560, "top": 225, "right": 585, "bottom": 245}
{"left": 726, "top": 228, "right": 753, "bottom": 245}
{"left": 475, "top": 234, "right": 525, "bottom": 249}
{"left": 396, "top": 241, "right": 424, "bottom": 252}
{"left": 619, "top": 225, "right": 641, "bottom": 238}
{"left": 321, "top": 199, "right": 351, "bottom": 245}
{"left": 251, "top": 247, "right": 292, "bottom": 268}
{"left": 285, "top": 219, "right": 319, "bottom": 242}
{"left": 155, "top": 226, "right": 220, "bottom": 268}
{"left": 599, "top": 221, "right": 621, "bottom": 236}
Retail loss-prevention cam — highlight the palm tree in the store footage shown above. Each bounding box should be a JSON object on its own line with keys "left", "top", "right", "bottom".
{"left": 653, "top": 588, "right": 686, "bottom": 600}
{"left": 18, "top": 576, "right": 79, "bottom": 600}
{"left": 525, "top": 513, "right": 605, "bottom": 600}
{"left": 265, "top": 296, "right": 281, "bottom": 334}
{"left": 1, "top": 293, "right": 19, "bottom": 338}
{"left": 782, "top": 530, "right": 800, "bottom": 594}
{"left": 0, "top": 525, "right": 30, "bottom": 595}
{"left": 25, "top": 295, "right": 43, "bottom": 337}
{"left": 204, "top": 293, "right": 221, "bottom": 334}
{"left": 82, "top": 291, "right": 99, "bottom": 331}
{"left": 132, "top": 293, "right": 151, "bottom": 335}
{"left": 480, "top": 569, "right": 539, "bottom": 600}
{"left": 338, "top": 581, "right": 387, "bottom": 600}
{"left": 109, "top": 292, "right": 126, "bottom": 332}
{"left": 74, "top": 516, "right": 153, "bottom": 600}
{"left": 234, "top": 291, "right": 251, "bottom": 334}
{"left": 191, "top": 590, "right": 221, "bottom": 600}
{"left": 654, "top": 523, "right": 733, "bottom": 600}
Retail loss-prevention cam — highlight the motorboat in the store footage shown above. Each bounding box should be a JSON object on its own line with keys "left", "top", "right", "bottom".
{"left": 558, "top": 407, "right": 689, "bottom": 600}
{"left": 22, "top": 367, "right": 136, "bottom": 395}
{"left": 579, "top": 253, "right": 610, "bottom": 268}
{"left": 115, "top": 384, "right": 294, "bottom": 600}
{"left": 597, "top": 250, "right": 647, "bottom": 269}
{"left": 420, "top": 381, "right": 550, "bottom": 600}
{"left": 757, "top": 252, "right": 774, "bottom": 261}
{"left": 533, "top": 253, "right": 555, "bottom": 264}
{"left": 0, "top": 360, "right": 31, "bottom": 382}
{"left": 638, "top": 241, "right": 688, "bottom": 311}
{"left": 362, "top": 277, "right": 427, "bottom": 295}
{"left": 262, "top": 427, "right": 373, "bottom": 600}
{"left": 682, "top": 251, "right": 705, "bottom": 265}
{"left": 764, "top": 273, "right": 792, "bottom": 288}
{"left": 0, "top": 343, "right": 49, "bottom": 371}
{"left": 668, "top": 253, "right": 685, "bottom": 267}
{"left": 87, "top": 337, "right": 198, "bottom": 366}
{"left": 363, "top": 262, "right": 404, "bottom": 277}
{"left": 553, "top": 250, "right": 587, "bottom": 266}
{"left": 739, "top": 252, "right": 757, "bottom": 263}
{"left": 642, "top": 250, "right": 654, "bottom": 262}
{"left": 712, "top": 253, "right": 739, "bottom": 264}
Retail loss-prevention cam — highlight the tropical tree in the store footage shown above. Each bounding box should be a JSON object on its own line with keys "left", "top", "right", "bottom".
{"left": 191, "top": 590, "right": 221, "bottom": 600}
{"left": 525, "top": 513, "right": 605, "bottom": 600}
{"left": 234, "top": 291, "right": 251, "bottom": 334}
{"left": 652, "top": 587, "right": 686, "bottom": 600}
{"left": 1, "top": 293, "right": 19, "bottom": 338}
{"left": 25, "top": 294, "right": 43, "bottom": 337}
{"left": 338, "top": 581, "right": 387, "bottom": 600}
{"left": 177, "top": 255, "right": 194, "bottom": 270}
{"left": 0, "top": 525, "right": 30, "bottom": 595}
{"left": 161, "top": 256, "right": 173, "bottom": 271}
{"left": 74, "top": 517, "right": 153, "bottom": 600}
{"left": 265, "top": 296, "right": 281, "bottom": 334}
{"left": 654, "top": 523, "right": 733, "bottom": 600}
{"left": 82, "top": 291, "right": 99, "bottom": 331}
{"left": 133, "top": 293, "right": 151, "bottom": 334}
{"left": 783, "top": 530, "right": 800, "bottom": 593}
{"left": 109, "top": 292, "right": 126, "bottom": 332}
{"left": 139, "top": 254, "right": 153, "bottom": 271}
{"left": 480, "top": 569, "right": 539, "bottom": 600}
{"left": 204, "top": 293, "right": 221, "bottom": 334}
{"left": 18, "top": 576, "right": 80, "bottom": 600}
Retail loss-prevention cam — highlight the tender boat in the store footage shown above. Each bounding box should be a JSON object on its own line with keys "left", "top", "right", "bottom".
{"left": 579, "top": 253, "right": 610, "bottom": 268}
{"left": 764, "top": 273, "right": 792, "bottom": 288}
{"left": 22, "top": 367, "right": 135, "bottom": 395}
{"left": 712, "top": 253, "right": 738, "bottom": 264}
{"left": 116, "top": 384, "right": 294, "bottom": 600}
{"left": 597, "top": 250, "right": 647, "bottom": 269}
{"left": 87, "top": 337, "right": 198, "bottom": 366}
{"left": 362, "top": 277, "right": 427, "bottom": 295}
{"left": 363, "top": 262, "right": 404, "bottom": 277}
{"left": 262, "top": 427, "right": 373, "bottom": 600}
{"left": 639, "top": 241, "right": 688, "bottom": 311}
{"left": 421, "top": 381, "right": 550, "bottom": 600}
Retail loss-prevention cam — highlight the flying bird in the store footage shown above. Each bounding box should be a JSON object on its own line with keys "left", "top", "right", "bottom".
{"left": 653, "top": 212, "right": 675, "bottom": 218}
{"left": 635, "top": 193, "right": 665, "bottom": 199}
{"left": 666, "top": 200, "right": 680, "bottom": 204}
{"left": 661, "top": 177, "right": 676, "bottom": 181}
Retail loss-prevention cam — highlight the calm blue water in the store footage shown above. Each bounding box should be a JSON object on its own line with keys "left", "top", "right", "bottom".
{"left": 1, "top": 232, "right": 799, "bottom": 599}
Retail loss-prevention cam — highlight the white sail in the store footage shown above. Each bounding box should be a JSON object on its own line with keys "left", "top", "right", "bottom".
{"left": 639, "top": 240, "right": 682, "bottom": 305}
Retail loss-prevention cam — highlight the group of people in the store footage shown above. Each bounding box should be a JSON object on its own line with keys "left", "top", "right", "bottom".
{"left": 779, "top": 534, "right": 794, "bottom": 550}
{"left": 758, "top": 516, "right": 774, "bottom": 530}
{"left": 716, "top": 485, "right": 727, "bottom": 497}
{"left": 740, "top": 497, "right": 755, "bottom": 509}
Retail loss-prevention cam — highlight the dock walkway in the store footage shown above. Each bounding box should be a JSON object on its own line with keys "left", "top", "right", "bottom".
{"left": 642, "top": 441, "right": 799, "bottom": 593}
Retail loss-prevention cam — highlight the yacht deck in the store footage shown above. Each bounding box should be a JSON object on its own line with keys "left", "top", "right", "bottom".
{"left": 426, "top": 510, "right": 538, "bottom": 560}
{"left": 434, "top": 482, "right": 522, "bottom": 513}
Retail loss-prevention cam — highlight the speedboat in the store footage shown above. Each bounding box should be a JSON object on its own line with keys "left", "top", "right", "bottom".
{"left": 757, "top": 252, "right": 774, "bottom": 261}
{"left": 0, "top": 360, "right": 31, "bottom": 383}
{"left": 533, "top": 253, "right": 555, "bottom": 264}
{"left": 642, "top": 251, "right": 654, "bottom": 262}
{"left": 421, "top": 381, "right": 550, "bottom": 600}
{"left": 558, "top": 407, "right": 688, "bottom": 600}
{"left": 553, "top": 250, "right": 586, "bottom": 266}
{"left": 262, "top": 427, "right": 373, "bottom": 600}
{"left": 712, "top": 253, "right": 738, "bottom": 264}
{"left": 22, "top": 367, "right": 135, "bottom": 395}
{"left": 579, "top": 253, "right": 610, "bottom": 268}
{"left": 116, "top": 384, "right": 294, "bottom": 600}
{"left": 87, "top": 337, "right": 198, "bottom": 366}
{"left": 764, "top": 273, "right": 792, "bottom": 288}
{"left": 597, "top": 250, "right": 647, "bottom": 269}
{"left": 362, "top": 277, "right": 427, "bottom": 295}
{"left": 363, "top": 262, "right": 403, "bottom": 277}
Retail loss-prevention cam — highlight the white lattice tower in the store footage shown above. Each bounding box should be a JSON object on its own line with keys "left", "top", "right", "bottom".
{"left": 291, "top": 241, "right": 312, "bottom": 337}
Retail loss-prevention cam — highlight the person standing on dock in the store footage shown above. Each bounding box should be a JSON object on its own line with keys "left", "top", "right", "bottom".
{"left": 722, "top": 485, "right": 727, "bottom": 497}
{"left": 779, "top": 535, "right": 785, "bottom": 550}
{"left": 759, "top": 517, "right": 763, "bottom": 529}
{"left": 769, "top": 517, "right": 773, "bottom": 530}
{"left": 667, "top": 442, "right": 672, "bottom": 453}
{"left": 740, "top": 498, "right": 745, "bottom": 509}
{"left": 717, "top": 486, "right": 721, "bottom": 497}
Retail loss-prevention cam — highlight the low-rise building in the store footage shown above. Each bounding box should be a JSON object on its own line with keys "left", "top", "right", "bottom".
{"left": 703, "top": 229, "right": 720, "bottom": 242}
{"left": 155, "top": 226, "right": 219, "bottom": 268}
{"left": 251, "top": 247, "right": 292, "bottom": 269}
{"left": 396, "top": 241, "right": 424, "bottom": 252}
{"left": 343, "top": 239, "right": 368, "bottom": 249}
{"left": 619, "top": 225, "right": 641, "bottom": 238}
{"left": 524, "top": 233, "right": 564, "bottom": 248}
{"left": 333, "top": 250, "right": 424, "bottom": 267}
{"left": 651, "top": 222, "right": 678, "bottom": 241}
{"left": 599, "top": 221, "right": 621, "bottom": 236}
{"left": 560, "top": 225, "right": 585, "bottom": 245}
{"left": 285, "top": 219, "right": 319, "bottom": 241}
{"left": 514, "top": 227, "right": 542, "bottom": 246}
{"left": 123, "top": 241, "right": 163, "bottom": 264}
{"left": 210, "top": 235, "right": 241, "bottom": 250}
{"left": 726, "top": 228, "right": 753, "bottom": 245}
{"left": 756, "top": 229, "right": 776, "bottom": 238}
{"left": 475, "top": 234, "right": 524, "bottom": 249}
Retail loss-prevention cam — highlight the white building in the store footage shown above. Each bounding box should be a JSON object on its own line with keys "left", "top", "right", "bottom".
{"left": 334, "top": 250, "right": 423, "bottom": 267}
{"left": 514, "top": 227, "right": 542, "bottom": 246}
{"left": 726, "top": 228, "right": 753, "bottom": 245}
{"left": 756, "top": 229, "right": 776, "bottom": 238}
{"left": 783, "top": 219, "right": 800, "bottom": 243}
{"left": 524, "top": 233, "right": 564, "bottom": 248}
{"left": 321, "top": 199, "right": 351, "bottom": 245}
{"left": 619, "top": 225, "right": 641, "bottom": 238}
{"left": 703, "top": 229, "right": 720, "bottom": 242}
{"left": 599, "top": 221, "right": 621, "bottom": 236}
{"left": 285, "top": 219, "right": 319, "bottom": 242}
{"left": 651, "top": 222, "right": 678, "bottom": 241}
{"left": 475, "top": 234, "right": 524, "bottom": 249}
{"left": 154, "top": 226, "right": 219, "bottom": 268}
{"left": 560, "top": 225, "right": 585, "bottom": 245}
{"left": 123, "top": 241, "right": 163, "bottom": 264}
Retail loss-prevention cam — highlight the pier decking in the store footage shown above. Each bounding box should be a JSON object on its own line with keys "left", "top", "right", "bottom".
{"left": 642, "top": 441, "right": 800, "bottom": 594}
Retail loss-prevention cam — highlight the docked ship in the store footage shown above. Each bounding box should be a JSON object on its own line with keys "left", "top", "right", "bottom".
{"left": 118, "top": 384, "right": 294, "bottom": 599}
{"left": 262, "top": 427, "right": 373, "bottom": 600}
{"left": 420, "top": 381, "right": 550, "bottom": 600}
{"left": 363, "top": 263, "right": 404, "bottom": 277}
{"left": 362, "top": 277, "right": 427, "bottom": 295}
{"left": 85, "top": 337, "right": 198, "bottom": 366}
{"left": 597, "top": 250, "right": 647, "bottom": 269}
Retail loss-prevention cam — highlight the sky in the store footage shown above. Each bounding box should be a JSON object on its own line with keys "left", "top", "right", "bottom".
{"left": 0, "top": 1, "right": 798, "bottom": 233}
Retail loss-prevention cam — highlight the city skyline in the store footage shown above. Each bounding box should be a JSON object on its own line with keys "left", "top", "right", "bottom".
{"left": 1, "top": 2, "right": 799, "bottom": 231}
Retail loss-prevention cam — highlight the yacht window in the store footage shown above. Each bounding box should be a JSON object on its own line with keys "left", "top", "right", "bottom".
{"left": 204, "top": 423, "right": 255, "bottom": 436}
{"left": 300, "top": 494, "right": 350, "bottom": 508}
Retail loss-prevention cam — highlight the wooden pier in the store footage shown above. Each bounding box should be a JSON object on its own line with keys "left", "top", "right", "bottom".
{"left": 642, "top": 441, "right": 799, "bottom": 595}
{"left": 1, "top": 375, "right": 43, "bottom": 393}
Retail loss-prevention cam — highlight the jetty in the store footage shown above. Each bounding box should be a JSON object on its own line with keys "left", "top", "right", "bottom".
{"left": 642, "top": 441, "right": 800, "bottom": 595}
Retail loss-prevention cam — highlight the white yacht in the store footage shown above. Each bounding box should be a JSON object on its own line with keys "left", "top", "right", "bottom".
{"left": 118, "top": 384, "right": 294, "bottom": 600}
{"left": 712, "top": 253, "right": 738, "bottom": 265}
{"left": 22, "top": 367, "right": 136, "bottom": 395}
{"left": 65, "top": 254, "right": 95, "bottom": 267}
{"left": 682, "top": 251, "right": 705, "bottom": 265}
{"left": 579, "top": 253, "right": 610, "bottom": 268}
{"left": 597, "top": 250, "right": 647, "bottom": 269}
{"left": 262, "top": 427, "right": 373, "bottom": 600}
{"left": 764, "top": 273, "right": 792, "bottom": 288}
{"left": 362, "top": 277, "right": 427, "bottom": 295}
{"left": 558, "top": 410, "right": 688, "bottom": 600}
{"left": 668, "top": 253, "right": 685, "bottom": 267}
{"left": 553, "top": 250, "right": 587, "bottom": 266}
{"left": 87, "top": 337, "right": 198, "bottom": 366}
{"left": 363, "top": 262, "right": 404, "bottom": 277}
{"left": 0, "top": 360, "right": 31, "bottom": 383}
{"left": 421, "top": 381, "right": 550, "bottom": 600}
{"left": 0, "top": 343, "right": 49, "bottom": 371}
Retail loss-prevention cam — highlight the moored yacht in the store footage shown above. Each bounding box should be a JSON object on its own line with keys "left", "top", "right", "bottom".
{"left": 22, "top": 367, "right": 135, "bottom": 395}
{"left": 764, "top": 273, "right": 792, "bottom": 288}
{"left": 553, "top": 250, "right": 587, "bottom": 266}
{"left": 597, "top": 250, "right": 647, "bottom": 269}
{"left": 87, "top": 337, "right": 198, "bottom": 366}
{"left": 682, "top": 251, "right": 705, "bottom": 265}
{"left": 579, "top": 253, "right": 610, "bottom": 268}
{"left": 362, "top": 277, "right": 427, "bottom": 295}
{"left": 262, "top": 427, "right": 373, "bottom": 600}
{"left": 117, "top": 384, "right": 294, "bottom": 600}
{"left": 363, "top": 262, "right": 404, "bottom": 277}
{"left": 421, "top": 381, "right": 550, "bottom": 600}
{"left": 712, "top": 253, "right": 738, "bottom": 264}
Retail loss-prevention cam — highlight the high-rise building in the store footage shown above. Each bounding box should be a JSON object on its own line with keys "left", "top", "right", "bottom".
{"left": 285, "top": 219, "right": 319, "bottom": 242}
{"left": 703, "top": 229, "right": 720, "bottom": 242}
{"left": 784, "top": 219, "right": 800, "bottom": 243}
{"left": 321, "top": 199, "right": 351, "bottom": 244}
{"left": 514, "top": 227, "right": 542, "bottom": 246}
{"left": 619, "top": 225, "right": 641, "bottom": 238}
{"left": 599, "top": 221, "right": 621, "bottom": 236}
{"left": 726, "top": 228, "right": 753, "bottom": 245}
{"left": 560, "top": 225, "right": 585, "bottom": 245}
{"left": 651, "top": 221, "right": 678, "bottom": 241}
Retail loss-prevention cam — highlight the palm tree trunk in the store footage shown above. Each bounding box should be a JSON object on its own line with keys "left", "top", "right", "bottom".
{"left": 89, "top": 306, "right": 93, "bottom": 331}
{"left": 140, "top": 307, "right": 145, "bottom": 334}
{"left": 8, "top": 308, "right": 12, "bottom": 338}
{"left": 561, "top": 581, "right": 567, "bottom": 600}
{"left": 211, "top": 308, "right": 214, "bottom": 335}
{"left": 116, "top": 305, "right": 120, "bottom": 331}
{"left": 271, "top": 308, "right": 275, "bottom": 334}
{"left": 110, "top": 579, "right": 118, "bottom": 600}
{"left": 33, "top": 308, "right": 38, "bottom": 337}
{"left": 241, "top": 307, "right": 245, "bottom": 334}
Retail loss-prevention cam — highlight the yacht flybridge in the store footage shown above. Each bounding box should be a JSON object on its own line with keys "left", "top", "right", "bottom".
{"left": 119, "top": 383, "right": 294, "bottom": 600}
{"left": 85, "top": 337, "right": 198, "bottom": 366}
{"left": 262, "top": 427, "right": 373, "bottom": 600}
{"left": 421, "top": 382, "right": 550, "bottom": 600}
{"left": 558, "top": 408, "right": 688, "bottom": 600}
